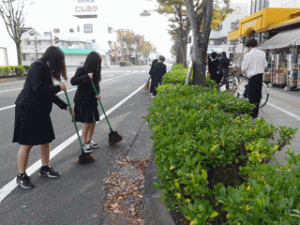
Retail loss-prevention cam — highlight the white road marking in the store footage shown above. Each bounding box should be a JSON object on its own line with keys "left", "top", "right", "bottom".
{"left": 267, "top": 102, "right": 300, "bottom": 121}
{"left": 0, "top": 83, "right": 146, "bottom": 203}
{"left": 0, "top": 88, "right": 23, "bottom": 94}
{"left": 0, "top": 72, "right": 135, "bottom": 112}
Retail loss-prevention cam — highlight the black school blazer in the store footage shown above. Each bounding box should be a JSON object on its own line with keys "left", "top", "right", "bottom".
{"left": 15, "top": 60, "right": 67, "bottom": 114}
{"left": 152, "top": 62, "right": 167, "bottom": 83}
{"left": 70, "top": 67, "right": 100, "bottom": 105}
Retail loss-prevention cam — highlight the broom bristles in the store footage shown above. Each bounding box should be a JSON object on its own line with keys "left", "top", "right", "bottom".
{"left": 140, "top": 78, "right": 150, "bottom": 94}
{"left": 76, "top": 152, "right": 96, "bottom": 164}
{"left": 109, "top": 131, "right": 123, "bottom": 145}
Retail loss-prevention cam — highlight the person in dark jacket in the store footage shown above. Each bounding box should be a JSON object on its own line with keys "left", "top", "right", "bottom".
{"left": 71, "top": 51, "right": 102, "bottom": 153}
{"left": 13, "top": 46, "right": 71, "bottom": 189}
{"left": 148, "top": 59, "right": 158, "bottom": 95}
{"left": 151, "top": 55, "right": 167, "bottom": 96}
{"left": 207, "top": 52, "right": 219, "bottom": 84}
{"left": 218, "top": 51, "right": 230, "bottom": 85}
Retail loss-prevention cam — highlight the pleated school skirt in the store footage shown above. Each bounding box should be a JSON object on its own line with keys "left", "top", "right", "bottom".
{"left": 74, "top": 102, "right": 100, "bottom": 123}
{"left": 13, "top": 106, "right": 55, "bottom": 145}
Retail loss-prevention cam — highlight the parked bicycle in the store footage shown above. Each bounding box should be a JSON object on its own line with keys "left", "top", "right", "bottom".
{"left": 220, "top": 73, "right": 270, "bottom": 108}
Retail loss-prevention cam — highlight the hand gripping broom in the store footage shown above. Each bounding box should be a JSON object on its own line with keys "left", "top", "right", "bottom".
{"left": 64, "top": 91, "right": 95, "bottom": 164}
{"left": 90, "top": 79, "right": 123, "bottom": 145}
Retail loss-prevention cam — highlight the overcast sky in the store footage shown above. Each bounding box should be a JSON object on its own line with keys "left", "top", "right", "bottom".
{"left": 24, "top": 0, "right": 252, "bottom": 58}
{"left": 24, "top": 0, "right": 173, "bottom": 58}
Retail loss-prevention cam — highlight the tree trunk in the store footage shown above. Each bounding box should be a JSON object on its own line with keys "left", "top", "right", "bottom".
{"left": 185, "top": 0, "right": 213, "bottom": 87}
{"left": 16, "top": 41, "right": 22, "bottom": 66}
{"left": 192, "top": 38, "right": 207, "bottom": 86}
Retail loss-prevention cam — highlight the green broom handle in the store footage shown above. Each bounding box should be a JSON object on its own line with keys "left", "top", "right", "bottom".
{"left": 90, "top": 79, "right": 113, "bottom": 131}
{"left": 64, "top": 91, "right": 84, "bottom": 148}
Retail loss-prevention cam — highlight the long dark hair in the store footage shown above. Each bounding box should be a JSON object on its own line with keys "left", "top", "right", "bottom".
{"left": 83, "top": 51, "right": 102, "bottom": 83}
{"left": 39, "top": 46, "right": 67, "bottom": 81}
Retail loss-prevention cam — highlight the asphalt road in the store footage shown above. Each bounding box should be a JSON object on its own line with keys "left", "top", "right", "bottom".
{"left": 0, "top": 65, "right": 156, "bottom": 224}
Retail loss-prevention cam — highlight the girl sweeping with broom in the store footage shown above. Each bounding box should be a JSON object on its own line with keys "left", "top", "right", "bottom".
{"left": 71, "top": 51, "right": 102, "bottom": 153}
{"left": 13, "top": 46, "right": 72, "bottom": 189}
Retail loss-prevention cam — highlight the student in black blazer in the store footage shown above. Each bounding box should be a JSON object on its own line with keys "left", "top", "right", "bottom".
{"left": 71, "top": 51, "right": 102, "bottom": 153}
{"left": 148, "top": 59, "right": 158, "bottom": 94}
{"left": 152, "top": 55, "right": 167, "bottom": 96}
{"left": 13, "top": 46, "right": 71, "bottom": 189}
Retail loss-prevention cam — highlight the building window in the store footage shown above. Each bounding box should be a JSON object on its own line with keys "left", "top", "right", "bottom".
{"left": 22, "top": 54, "right": 27, "bottom": 61}
{"left": 108, "top": 26, "right": 113, "bottom": 34}
{"left": 236, "top": 7, "right": 241, "bottom": 14}
{"left": 92, "top": 39, "right": 96, "bottom": 43}
{"left": 44, "top": 32, "right": 51, "bottom": 36}
{"left": 84, "top": 24, "right": 93, "bottom": 33}
{"left": 216, "top": 24, "right": 222, "bottom": 31}
{"left": 77, "top": 26, "right": 80, "bottom": 32}
{"left": 53, "top": 28, "right": 60, "bottom": 34}
{"left": 69, "top": 28, "right": 74, "bottom": 33}
{"left": 231, "top": 21, "right": 239, "bottom": 30}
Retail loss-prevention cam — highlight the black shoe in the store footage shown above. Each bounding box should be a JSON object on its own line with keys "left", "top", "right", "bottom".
{"left": 16, "top": 173, "right": 35, "bottom": 189}
{"left": 39, "top": 166, "right": 60, "bottom": 178}
{"left": 88, "top": 140, "right": 99, "bottom": 149}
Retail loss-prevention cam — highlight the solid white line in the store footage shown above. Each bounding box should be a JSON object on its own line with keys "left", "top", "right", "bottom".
{"left": 267, "top": 102, "right": 300, "bottom": 121}
{"left": 0, "top": 72, "right": 135, "bottom": 112}
{"left": 0, "top": 88, "right": 23, "bottom": 94}
{"left": 0, "top": 105, "right": 15, "bottom": 112}
{"left": 0, "top": 83, "right": 145, "bottom": 203}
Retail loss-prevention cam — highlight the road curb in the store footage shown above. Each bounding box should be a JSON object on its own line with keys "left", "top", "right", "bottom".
{"left": 143, "top": 145, "right": 176, "bottom": 225}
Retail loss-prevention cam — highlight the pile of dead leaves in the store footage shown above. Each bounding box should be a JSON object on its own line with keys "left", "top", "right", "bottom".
{"left": 103, "top": 156, "right": 149, "bottom": 225}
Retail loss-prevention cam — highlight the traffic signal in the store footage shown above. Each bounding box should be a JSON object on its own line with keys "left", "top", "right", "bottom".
{"left": 55, "top": 36, "right": 59, "bottom": 44}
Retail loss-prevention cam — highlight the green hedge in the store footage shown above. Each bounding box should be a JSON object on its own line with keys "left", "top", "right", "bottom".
{"left": 0, "top": 66, "right": 26, "bottom": 77}
{"left": 145, "top": 65, "right": 298, "bottom": 224}
{"left": 120, "top": 61, "right": 131, "bottom": 66}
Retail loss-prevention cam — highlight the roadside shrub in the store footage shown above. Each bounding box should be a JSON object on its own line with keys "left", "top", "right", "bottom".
{"left": 145, "top": 77, "right": 297, "bottom": 224}
{"left": 120, "top": 61, "right": 131, "bottom": 66}
{"left": 217, "top": 149, "right": 300, "bottom": 224}
{"left": 23, "top": 65, "right": 30, "bottom": 72}
{"left": 2, "top": 66, "right": 12, "bottom": 76}
{"left": 14, "top": 66, "right": 25, "bottom": 76}
{"left": 162, "top": 68, "right": 188, "bottom": 85}
{"left": 172, "top": 63, "right": 184, "bottom": 70}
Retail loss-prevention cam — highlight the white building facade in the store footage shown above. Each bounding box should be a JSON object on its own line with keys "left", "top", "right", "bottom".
{"left": 21, "top": 28, "right": 96, "bottom": 68}
{"left": 1, "top": 0, "right": 117, "bottom": 67}
{"left": 207, "top": 3, "right": 249, "bottom": 62}
{"left": 0, "top": 19, "right": 18, "bottom": 66}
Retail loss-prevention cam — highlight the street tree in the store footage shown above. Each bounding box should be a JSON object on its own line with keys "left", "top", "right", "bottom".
{"left": 184, "top": 0, "right": 231, "bottom": 86}
{"left": 157, "top": 0, "right": 190, "bottom": 68}
{"left": 0, "top": 0, "right": 32, "bottom": 65}
{"left": 140, "top": 40, "right": 156, "bottom": 63}
{"left": 116, "top": 29, "right": 138, "bottom": 63}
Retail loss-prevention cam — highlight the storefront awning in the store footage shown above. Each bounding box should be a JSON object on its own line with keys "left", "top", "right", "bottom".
{"left": 268, "top": 16, "right": 300, "bottom": 30}
{"left": 228, "top": 29, "right": 239, "bottom": 41}
{"left": 239, "top": 8, "right": 300, "bottom": 37}
{"left": 258, "top": 28, "right": 300, "bottom": 49}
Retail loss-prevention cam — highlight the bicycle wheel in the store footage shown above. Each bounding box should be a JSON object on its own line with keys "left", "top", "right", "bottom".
{"left": 259, "top": 82, "right": 269, "bottom": 108}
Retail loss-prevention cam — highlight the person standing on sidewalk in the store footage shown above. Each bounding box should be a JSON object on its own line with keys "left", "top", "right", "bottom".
{"left": 241, "top": 38, "right": 267, "bottom": 118}
{"left": 71, "top": 51, "right": 102, "bottom": 153}
{"left": 207, "top": 52, "right": 219, "bottom": 84}
{"left": 218, "top": 51, "right": 230, "bottom": 87}
{"left": 148, "top": 59, "right": 158, "bottom": 95}
{"left": 151, "top": 55, "right": 167, "bottom": 96}
{"left": 13, "top": 46, "right": 71, "bottom": 189}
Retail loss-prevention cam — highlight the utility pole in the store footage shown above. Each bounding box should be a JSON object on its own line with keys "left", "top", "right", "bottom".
{"left": 50, "top": 30, "right": 53, "bottom": 46}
